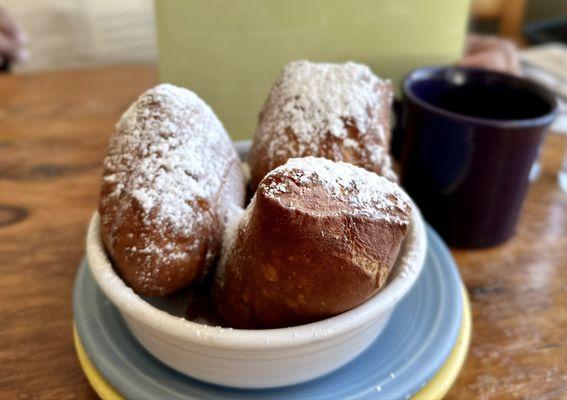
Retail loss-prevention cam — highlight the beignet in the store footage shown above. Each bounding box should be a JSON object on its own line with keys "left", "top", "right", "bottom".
{"left": 248, "top": 60, "right": 396, "bottom": 192}
{"left": 215, "top": 157, "right": 411, "bottom": 329}
{"left": 99, "top": 84, "right": 245, "bottom": 296}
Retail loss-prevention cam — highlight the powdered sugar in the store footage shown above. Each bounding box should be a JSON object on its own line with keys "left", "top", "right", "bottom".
{"left": 265, "top": 60, "right": 386, "bottom": 141}
{"left": 215, "top": 204, "right": 252, "bottom": 288}
{"left": 265, "top": 157, "right": 411, "bottom": 224}
{"left": 256, "top": 60, "right": 391, "bottom": 158}
{"left": 100, "top": 84, "right": 244, "bottom": 292}
{"left": 249, "top": 60, "right": 396, "bottom": 186}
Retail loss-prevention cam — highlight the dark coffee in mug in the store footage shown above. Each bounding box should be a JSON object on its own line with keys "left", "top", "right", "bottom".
{"left": 414, "top": 79, "right": 551, "bottom": 120}
{"left": 399, "top": 67, "right": 557, "bottom": 248}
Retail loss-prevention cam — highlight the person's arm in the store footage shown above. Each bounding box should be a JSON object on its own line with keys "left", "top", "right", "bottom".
{"left": 0, "top": 6, "right": 28, "bottom": 68}
{"left": 459, "top": 34, "right": 521, "bottom": 76}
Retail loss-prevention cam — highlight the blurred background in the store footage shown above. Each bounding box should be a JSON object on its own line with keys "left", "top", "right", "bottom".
{"left": 1, "top": 0, "right": 566, "bottom": 139}
{"left": 0, "top": 0, "right": 157, "bottom": 72}
{"left": 0, "top": 0, "right": 565, "bottom": 72}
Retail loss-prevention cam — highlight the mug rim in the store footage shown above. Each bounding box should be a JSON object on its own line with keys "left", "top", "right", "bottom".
{"left": 402, "top": 65, "right": 559, "bottom": 129}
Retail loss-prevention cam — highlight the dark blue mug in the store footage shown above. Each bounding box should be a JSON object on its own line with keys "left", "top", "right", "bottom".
{"left": 397, "top": 66, "right": 558, "bottom": 248}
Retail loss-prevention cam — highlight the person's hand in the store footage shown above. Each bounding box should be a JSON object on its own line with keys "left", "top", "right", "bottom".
{"left": 0, "top": 6, "right": 28, "bottom": 65}
{"left": 459, "top": 34, "right": 521, "bottom": 76}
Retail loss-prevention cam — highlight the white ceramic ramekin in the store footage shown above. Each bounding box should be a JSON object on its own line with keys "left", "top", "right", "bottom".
{"left": 86, "top": 206, "right": 426, "bottom": 389}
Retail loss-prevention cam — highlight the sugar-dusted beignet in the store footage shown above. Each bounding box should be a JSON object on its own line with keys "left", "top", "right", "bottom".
{"left": 215, "top": 157, "right": 411, "bottom": 329}
{"left": 248, "top": 60, "right": 396, "bottom": 192}
{"left": 100, "top": 84, "right": 245, "bottom": 296}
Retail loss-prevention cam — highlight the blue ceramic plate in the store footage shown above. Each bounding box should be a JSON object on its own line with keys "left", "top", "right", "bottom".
{"left": 73, "top": 225, "right": 463, "bottom": 400}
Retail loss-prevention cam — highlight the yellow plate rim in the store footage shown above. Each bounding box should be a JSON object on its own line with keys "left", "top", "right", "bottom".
{"left": 74, "top": 286, "right": 471, "bottom": 400}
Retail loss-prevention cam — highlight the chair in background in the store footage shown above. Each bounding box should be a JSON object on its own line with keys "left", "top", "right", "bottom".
{"left": 472, "top": 0, "right": 527, "bottom": 44}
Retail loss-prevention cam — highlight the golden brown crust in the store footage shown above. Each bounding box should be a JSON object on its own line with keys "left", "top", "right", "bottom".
{"left": 248, "top": 61, "right": 396, "bottom": 192}
{"left": 99, "top": 84, "right": 245, "bottom": 296}
{"left": 214, "top": 157, "right": 411, "bottom": 329}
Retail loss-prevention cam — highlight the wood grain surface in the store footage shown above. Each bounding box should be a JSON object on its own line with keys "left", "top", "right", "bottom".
{"left": 0, "top": 66, "right": 565, "bottom": 399}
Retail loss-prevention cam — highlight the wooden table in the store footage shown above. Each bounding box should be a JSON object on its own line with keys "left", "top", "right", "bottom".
{"left": 0, "top": 66, "right": 565, "bottom": 399}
